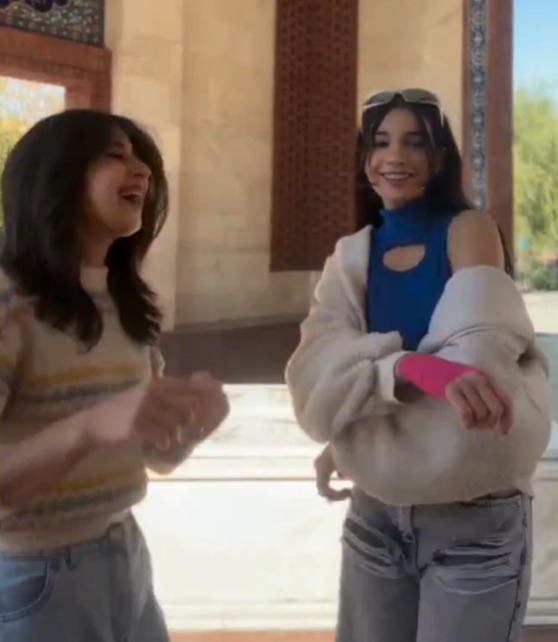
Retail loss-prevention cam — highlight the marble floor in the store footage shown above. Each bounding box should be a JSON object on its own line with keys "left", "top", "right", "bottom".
{"left": 521, "top": 631, "right": 558, "bottom": 641}
{"left": 170, "top": 629, "right": 558, "bottom": 641}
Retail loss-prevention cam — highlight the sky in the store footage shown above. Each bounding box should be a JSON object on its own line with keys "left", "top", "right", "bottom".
{"left": 514, "top": 0, "right": 558, "bottom": 99}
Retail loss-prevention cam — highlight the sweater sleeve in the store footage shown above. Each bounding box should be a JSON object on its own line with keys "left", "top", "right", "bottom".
{"left": 285, "top": 248, "right": 408, "bottom": 444}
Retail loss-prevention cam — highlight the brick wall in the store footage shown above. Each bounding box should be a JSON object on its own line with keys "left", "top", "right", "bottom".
{"left": 270, "top": 0, "right": 358, "bottom": 272}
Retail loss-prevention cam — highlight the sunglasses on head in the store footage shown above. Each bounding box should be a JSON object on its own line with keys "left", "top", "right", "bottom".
{"left": 362, "top": 89, "right": 444, "bottom": 128}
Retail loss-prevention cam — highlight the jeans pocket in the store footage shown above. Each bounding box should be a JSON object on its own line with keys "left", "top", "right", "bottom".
{"left": 0, "top": 555, "right": 59, "bottom": 623}
{"left": 342, "top": 510, "right": 402, "bottom": 579}
{"left": 432, "top": 495, "right": 530, "bottom": 594}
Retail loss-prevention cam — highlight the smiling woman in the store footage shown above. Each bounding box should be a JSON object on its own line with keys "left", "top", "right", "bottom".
{"left": 0, "top": 109, "right": 230, "bottom": 642}
{"left": 286, "top": 88, "right": 551, "bottom": 642}
{"left": 363, "top": 106, "right": 435, "bottom": 209}
{"left": 82, "top": 130, "right": 152, "bottom": 265}
{"left": 1, "top": 109, "right": 168, "bottom": 346}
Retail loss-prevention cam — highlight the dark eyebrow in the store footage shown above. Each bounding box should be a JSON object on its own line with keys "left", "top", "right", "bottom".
{"left": 374, "top": 130, "right": 424, "bottom": 139}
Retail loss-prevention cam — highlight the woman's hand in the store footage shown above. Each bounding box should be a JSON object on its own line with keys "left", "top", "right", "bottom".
{"left": 86, "top": 372, "right": 229, "bottom": 454}
{"left": 178, "top": 371, "right": 230, "bottom": 447}
{"left": 315, "top": 445, "right": 352, "bottom": 502}
{"left": 143, "top": 372, "right": 230, "bottom": 469}
{"left": 445, "top": 371, "right": 512, "bottom": 434}
{"left": 396, "top": 354, "right": 512, "bottom": 434}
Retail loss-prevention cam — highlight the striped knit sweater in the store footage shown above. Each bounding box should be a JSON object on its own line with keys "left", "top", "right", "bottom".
{"left": 0, "top": 267, "right": 167, "bottom": 550}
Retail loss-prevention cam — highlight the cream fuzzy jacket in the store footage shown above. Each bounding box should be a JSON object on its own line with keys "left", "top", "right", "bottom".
{"left": 285, "top": 226, "right": 552, "bottom": 505}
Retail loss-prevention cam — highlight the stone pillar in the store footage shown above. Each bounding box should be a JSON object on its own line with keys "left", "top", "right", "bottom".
{"left": 105, "top": 0, "right": 184, "bottom": 329}
{"left": 175, "top": 0, "right": 311, "bottom": 327}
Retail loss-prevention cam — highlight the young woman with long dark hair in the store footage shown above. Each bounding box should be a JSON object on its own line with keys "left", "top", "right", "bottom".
{"left": 0, "top": 110, "right": 229, "bottom": 641}
{"left": 286, "top": 90, "right": 551, "bottom": 642}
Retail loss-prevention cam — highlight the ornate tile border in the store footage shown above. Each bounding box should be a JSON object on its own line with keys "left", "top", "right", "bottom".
{"left": 465, "top": 0, "right": 489, "bottom": 209}
{"left": 0, "top": 0, "right": 104, "bottom": 47}
{"left": 463, "top": 0, "right": 513, "bottom": 248}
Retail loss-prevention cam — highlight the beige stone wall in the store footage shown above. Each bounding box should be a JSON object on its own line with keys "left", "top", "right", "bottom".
{"left": 175, "top": 0, "right": 311, "bottom": 327}
{"left": 105, "top": 0, "right": 185, "bottom": 329}
{"left": 106, "top": 0, "right": 312, "bottom": 329}
{"left": 358, "top": 0, "right": 463, "bottom": 146}
{"left": 104, "top": 0, "right": 464, "bottom": 329}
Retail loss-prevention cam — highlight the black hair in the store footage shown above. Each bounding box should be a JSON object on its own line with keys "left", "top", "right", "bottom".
{"left": 0, "top": 109, "right": 168, "bottom": 348}
{"left": 355, "top": 95, "right": 513, "bottom": 275}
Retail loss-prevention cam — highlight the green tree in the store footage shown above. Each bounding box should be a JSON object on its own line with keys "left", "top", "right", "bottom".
{"left": 0, "top": 76, "right": 65, "bottom": 225}
{"left": 514, "top": 85, "right": 558, "bottom": 254}
{"left": 0, "top": 116, "right": 26, "bottom": 225}
{"left": 0, "top": 76, "right": 64, "bottom": 123}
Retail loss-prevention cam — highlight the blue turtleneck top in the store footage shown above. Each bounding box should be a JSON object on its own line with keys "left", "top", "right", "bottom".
{"left": 366, "top": 198, "right": 457, "bottom": 350}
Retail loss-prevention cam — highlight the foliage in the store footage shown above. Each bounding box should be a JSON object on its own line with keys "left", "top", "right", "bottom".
{"left": 0, "top": 77, "right": 65, "bottom": 225}
{"left": 527, "top": 261, "right": 558, "bottom": 291}
{"left": 514, "top": 84, "right": 558, "bottom": 290}
{"left": 0, "top": 117, "right": 26, "bottom": 224}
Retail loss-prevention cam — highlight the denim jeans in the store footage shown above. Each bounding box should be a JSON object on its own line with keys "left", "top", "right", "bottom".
{"left": 336, "top": 489, "right": 532, "bottom": 642}
{"left": 0, "top": 515, "right": 169, "bottom": 642}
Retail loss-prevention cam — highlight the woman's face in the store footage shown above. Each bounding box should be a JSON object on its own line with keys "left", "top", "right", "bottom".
{"left": 365, "top": 107, "right": 434, "bottom": 209}
{"left": 81, "top": 128, "right": 151, "bottom": 263}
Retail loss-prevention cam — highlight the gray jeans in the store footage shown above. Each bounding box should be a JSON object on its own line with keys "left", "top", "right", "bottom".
{"left": 336, "top": 489, "right": 532, "bottom": 642}
{"left": 0, "top": 515, "right": 169, "bottom": 642}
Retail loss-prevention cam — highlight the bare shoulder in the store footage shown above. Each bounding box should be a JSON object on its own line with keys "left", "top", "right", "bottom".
{"left": 448, "top": 209, "right": 505, "bottom": 271}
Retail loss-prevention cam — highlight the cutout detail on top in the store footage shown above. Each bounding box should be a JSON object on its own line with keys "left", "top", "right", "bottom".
{"left": 383, "top": 245, "right": 426, "bottom": 272}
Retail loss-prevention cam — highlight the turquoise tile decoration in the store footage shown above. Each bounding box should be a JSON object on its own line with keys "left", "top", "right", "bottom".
{"left": 466, "top": 0, "right": 488, "bottom": 209}
{"left": 0, "top": 0, "right": 104, "bottom": 46}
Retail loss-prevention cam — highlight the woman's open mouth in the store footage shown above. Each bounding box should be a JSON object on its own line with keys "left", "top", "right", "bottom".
{"left": 381, "top": 172, "right": 413, "bottom": 188}
{"left": 119, "top": 189, "right": 144, "bottom": 206}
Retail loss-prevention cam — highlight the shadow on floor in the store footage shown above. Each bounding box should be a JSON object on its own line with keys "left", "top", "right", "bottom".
{"left": 161, "top": 323, "right": 300, "bottom": 383}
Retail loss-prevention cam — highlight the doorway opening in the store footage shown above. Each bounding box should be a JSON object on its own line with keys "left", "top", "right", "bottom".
{"left": 0, "top": 76, "right": 66, "bottom": 223}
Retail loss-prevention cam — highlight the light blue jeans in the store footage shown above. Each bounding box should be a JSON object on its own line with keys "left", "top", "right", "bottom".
{"left": 0, "top": 515, "right": 169, "bottom": 642}
{"left": 337, "top": 489, "right": 532, "bottom": 642}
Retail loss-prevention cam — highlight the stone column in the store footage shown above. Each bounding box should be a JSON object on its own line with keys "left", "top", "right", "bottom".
{"left": 105, "top": 0, "right": 184, "bottom": 329}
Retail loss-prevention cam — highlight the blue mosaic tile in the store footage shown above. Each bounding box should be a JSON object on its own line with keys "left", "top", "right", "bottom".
{"left": 466, "top": 0, "right": 488, "bottom": 209}
{"left": 0, "top": 0, "right": 104, "bottom": 47}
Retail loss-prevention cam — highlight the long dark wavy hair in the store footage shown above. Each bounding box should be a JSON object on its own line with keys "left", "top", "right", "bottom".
{"left": 0, "top": 109, "right": 168, "bottom": 348}
{"left": 355, "top": 95, "right": 513, "bottom": 274}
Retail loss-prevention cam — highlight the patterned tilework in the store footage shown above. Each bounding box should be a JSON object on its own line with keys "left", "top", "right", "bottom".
{"left": 466, "top": 0, "right": 489, "bottom": 209}
{"left": 0, "top": 0, "right": 104, "bottom": 46}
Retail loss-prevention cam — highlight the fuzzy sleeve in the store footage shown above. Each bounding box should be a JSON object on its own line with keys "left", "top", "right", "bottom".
{"left": 285, "top": 244, "right": 407, "bottom": 444}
